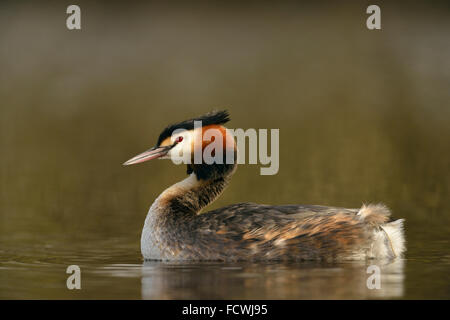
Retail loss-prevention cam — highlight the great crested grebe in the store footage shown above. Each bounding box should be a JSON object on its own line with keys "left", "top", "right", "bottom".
{"left": 124, "top": 111, "right": 405, "bottom": 261}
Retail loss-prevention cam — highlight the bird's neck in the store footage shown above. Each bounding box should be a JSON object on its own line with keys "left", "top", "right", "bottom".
{"left": 151, "top": 163, "right": 237, "bottom": 219}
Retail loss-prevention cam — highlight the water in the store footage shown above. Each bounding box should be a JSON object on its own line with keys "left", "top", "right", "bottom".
{"left": 0, "top": 221, "right": 448, "bottom": 299}
{"left": 0, "top": 2, "right": 449, "bottom": 299}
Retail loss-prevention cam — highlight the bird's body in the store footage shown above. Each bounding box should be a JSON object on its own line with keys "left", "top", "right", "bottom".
{"left": 125, "top": 111, "right": 405, "bottom": 261}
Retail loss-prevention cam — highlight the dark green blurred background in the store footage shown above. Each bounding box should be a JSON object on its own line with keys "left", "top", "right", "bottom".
{"left": 0, "top": 1, "right": 449, "bottom": 299}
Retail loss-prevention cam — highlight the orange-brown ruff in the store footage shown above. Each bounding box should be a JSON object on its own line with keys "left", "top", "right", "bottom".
{"left": 124, "top": 111, "right": 406, "bottom": 261}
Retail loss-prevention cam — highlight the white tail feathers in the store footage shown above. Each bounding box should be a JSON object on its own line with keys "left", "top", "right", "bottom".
{"left": 379, "top": 219, "right": 406, "bottom": 258}
{"left": 358, "top": 204, "right": 406, "bottom": 259}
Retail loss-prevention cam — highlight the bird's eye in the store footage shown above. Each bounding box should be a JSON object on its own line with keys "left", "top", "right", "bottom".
{"left": 175, "top": 136, "right": 183, "bottom": 143}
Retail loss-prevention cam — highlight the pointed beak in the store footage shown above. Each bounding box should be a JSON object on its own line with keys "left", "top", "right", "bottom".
{"left": 123, "top": 146, "right": 171, "bottom": 166}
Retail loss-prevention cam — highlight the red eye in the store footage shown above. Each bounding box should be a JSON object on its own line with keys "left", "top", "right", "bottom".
{"left": 175, "top": 136, "right": 183, "bottom": 143}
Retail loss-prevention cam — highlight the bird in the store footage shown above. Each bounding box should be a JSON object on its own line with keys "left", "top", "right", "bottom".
{"left": 123, "top": 110, "right": 405, "bottom": 261}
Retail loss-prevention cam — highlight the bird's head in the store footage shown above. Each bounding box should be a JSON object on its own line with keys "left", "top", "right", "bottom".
{"left": 123, "top": 110, "right": 237, "bottom": 180}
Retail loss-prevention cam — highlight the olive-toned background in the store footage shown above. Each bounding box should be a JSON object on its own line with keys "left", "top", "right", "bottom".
{"left": 0, "top": 1, "right": 449, "bottom": 299}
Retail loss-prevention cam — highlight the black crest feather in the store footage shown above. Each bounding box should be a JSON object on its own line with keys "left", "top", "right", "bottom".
{"left": 157, "top": 110, "right": 230, "bottom": 145}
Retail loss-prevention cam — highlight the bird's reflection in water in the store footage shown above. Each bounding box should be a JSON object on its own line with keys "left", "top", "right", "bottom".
{"left": 141, "top": 259, "right": 404, "bottom": 299}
